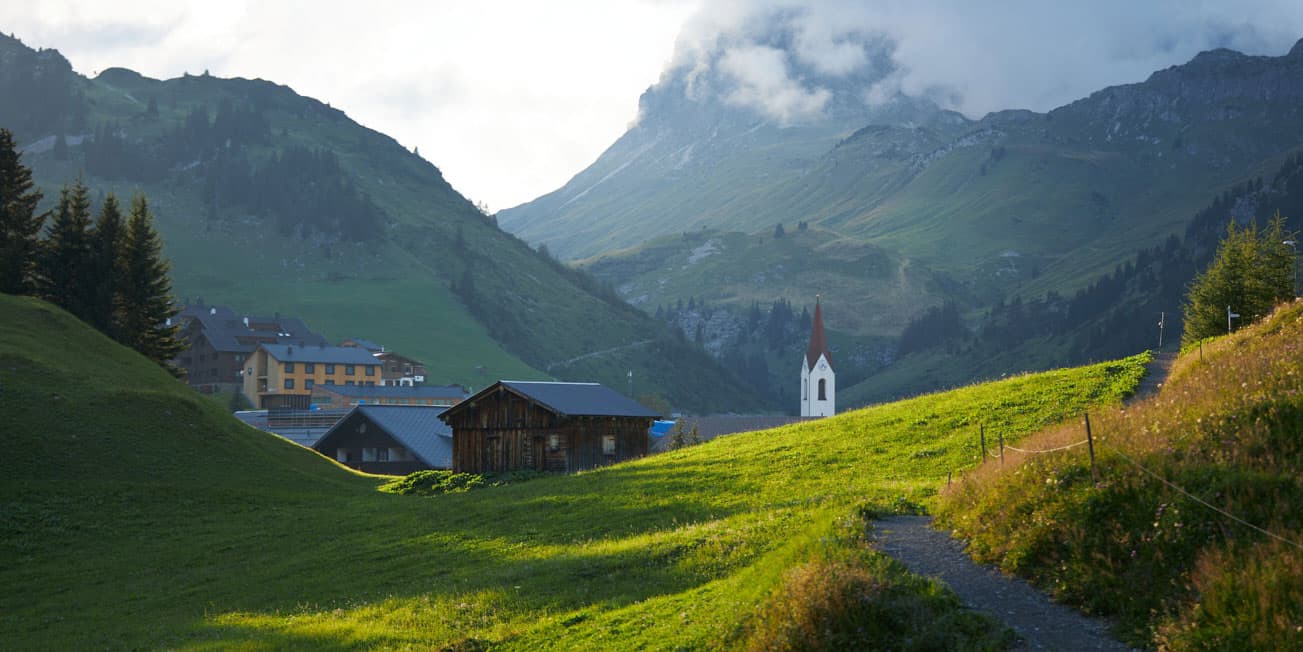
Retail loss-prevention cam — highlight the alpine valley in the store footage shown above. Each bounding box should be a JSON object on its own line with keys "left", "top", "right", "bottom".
{"left": 502, "top": 38, "right": 1303, "bottom": 405}
{"left": 0, "top": 32, "right": 763, "bottom": 414}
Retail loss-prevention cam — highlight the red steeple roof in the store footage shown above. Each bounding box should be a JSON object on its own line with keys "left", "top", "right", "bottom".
{"left": 805, "top": 297, "right": 833, "bottom": 371}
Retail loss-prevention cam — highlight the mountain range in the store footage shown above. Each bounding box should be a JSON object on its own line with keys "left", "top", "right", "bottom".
{"left": 0, "top": 32, "right": 764, "bottom": 414}
{"left": 501, "top": 37, "right": 1303, "bottom": 403}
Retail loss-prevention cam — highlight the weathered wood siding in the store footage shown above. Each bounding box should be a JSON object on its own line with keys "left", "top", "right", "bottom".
{"left": 447, "top": 387, "right": 650, "bottom": 474}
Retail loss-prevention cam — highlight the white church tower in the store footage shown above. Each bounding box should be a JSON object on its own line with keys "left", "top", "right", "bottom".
{"left": 800, "top": 297, "right": 835, "bottom": 417}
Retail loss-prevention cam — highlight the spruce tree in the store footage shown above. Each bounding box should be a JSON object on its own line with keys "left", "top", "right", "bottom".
{"left": 89, "top": 193, "right": 126, "bottom": 336}
{"left": 1183, "top": 216, "right": 1296, "bottom": 344}
{"left": 38, "top": 178, "right": 95, "bottom": 321}
{"left": 119, "top": 193, "right": 183, "bottom": 369}
{"left": 0, "top": 128, "right": 47, "bottom": 295}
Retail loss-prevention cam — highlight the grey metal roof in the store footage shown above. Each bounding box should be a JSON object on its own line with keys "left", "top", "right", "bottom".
{"left": 344, "top": 337, "right": 384, "bottom": 352}
{"left": 318, "top": 384, "right": 466, "bottom": 399}
{"left": 496, "top": 381, "right": 660, "bottom": 418}
{"left": 180, "top": 305, "right": 328, "bottom": 353}
{"left": 261, "top": 343, "right": 380, "bottom": 365}
{"left": 357, "top": 405, "right": 452, "bottom": 468}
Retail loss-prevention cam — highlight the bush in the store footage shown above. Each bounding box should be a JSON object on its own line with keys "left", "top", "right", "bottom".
{"left": 743, "top": 516, "right": 1009, "bottom": 651}
{"left": 381, "top": 470, "right": 485, "bottom": 496}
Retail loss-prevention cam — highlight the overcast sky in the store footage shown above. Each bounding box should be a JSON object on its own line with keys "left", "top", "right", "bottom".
{"left": 4, "top": 1, "right": 1303, "bottom": 211}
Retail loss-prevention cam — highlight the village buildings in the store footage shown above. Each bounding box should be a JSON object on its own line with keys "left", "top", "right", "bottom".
{"left": 314, "top": 405, "right": 453, "bottom": 474}
{"left": 173, "top": 304, "right": 326, "bottom": 394}
{"left": 310, "top": 383, "right": 465, "bottom": 408}
{"left": 241, "top": 343, "right": 382, "bottom": 410}
{"left": 439, "top": 381, "right": 659, "bottom": 474}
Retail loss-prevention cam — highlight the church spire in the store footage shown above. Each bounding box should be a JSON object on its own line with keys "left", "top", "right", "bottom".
{"left": 805, "top": 295, "right": 833, "bottom": 371}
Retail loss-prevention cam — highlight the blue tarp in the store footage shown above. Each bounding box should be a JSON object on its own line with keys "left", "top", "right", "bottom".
{"left": 649, "top": 420, "right": 675, "bottom": 437}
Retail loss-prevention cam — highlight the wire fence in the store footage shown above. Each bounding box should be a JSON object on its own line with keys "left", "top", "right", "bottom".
{"left": 965, "top": 412, "right": 1301, "bottom": 550}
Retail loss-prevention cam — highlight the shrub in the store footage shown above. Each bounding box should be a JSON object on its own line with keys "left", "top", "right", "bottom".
{"left": 381, "top": 470, "right": 486, "bottom": 496}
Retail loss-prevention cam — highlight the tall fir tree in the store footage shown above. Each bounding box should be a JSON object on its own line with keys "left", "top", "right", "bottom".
{"left": 89, "top": 193, "right": 126, "bottom": 336}
{"left": 0, "top": 128, "right": 47, "bottom": 295}
{"left": 1183, "top": 216, "right": 1296, "bottom": 344}
{"left": 119, "top": 193, "right": 183, "bottom": 370}
{"left": 38, "top": 178, "right": 96, "bottom": 321}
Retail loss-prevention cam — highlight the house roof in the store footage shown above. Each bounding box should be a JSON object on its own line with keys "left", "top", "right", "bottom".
{"left": 317, "top": 406, "right": 452, "bottom": 468}
{"left": 444, "top": 380, "right": 660, "bottom": 420}
{"left": 315, "top": 384, "right": 466, "bottom": 399}
{"left": 804, "top": 297, "right": 834, "bottom": 371}
{"left": 650, "top": 415, "right": 810, "bottom": 452}
{"left": 343, "top": 337, "right": 384, "bottom": 352}
{"left": 179, "top": 305, "right": 327, "bottom": 353}
{"left": 261, "top": 343, "right": 380, "bottom": 365}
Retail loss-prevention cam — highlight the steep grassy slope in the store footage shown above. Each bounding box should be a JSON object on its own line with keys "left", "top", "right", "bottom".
{"left": 0, "top": 293, "right": 1148, "bottom": 649}
{"left": 579, "top": 226, "right": 951, "bottom": 338}
{"left": 937, "top": 300, "right": 1303, "bottom": 648}
{"left": 0, "top": 33, "right": 761, "bottom": 411}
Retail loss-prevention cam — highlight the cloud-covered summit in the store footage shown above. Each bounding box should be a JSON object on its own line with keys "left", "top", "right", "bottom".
{"left": 657, "top": 0, "right": 1303, "bottom": 124}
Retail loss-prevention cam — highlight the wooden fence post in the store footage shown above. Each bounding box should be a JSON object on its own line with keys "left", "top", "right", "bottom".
{"left": 998, "top": 431, "right": 1004, "bottom": 465}
{"left": 980, "top": 423, "right": 987, "bottom": 460}
{"left": 1085, "top": 411, "right": 1097, "bottom": 483}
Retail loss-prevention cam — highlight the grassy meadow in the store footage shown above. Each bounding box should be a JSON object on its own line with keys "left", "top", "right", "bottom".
{"left": 2, "top": 293, "right": 1149, "bottom": 649}
{"left": 938, "top": 299, "right": 1303, "bottom": 649}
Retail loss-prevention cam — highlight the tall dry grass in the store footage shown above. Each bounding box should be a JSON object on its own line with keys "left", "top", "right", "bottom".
{"left": 937, "top": 299, "right": 1302, "bottom": 649}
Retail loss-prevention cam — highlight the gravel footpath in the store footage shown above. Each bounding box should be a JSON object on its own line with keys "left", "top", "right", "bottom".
{"left": 869, "top": 515, "right": 1135, "bottom": 651}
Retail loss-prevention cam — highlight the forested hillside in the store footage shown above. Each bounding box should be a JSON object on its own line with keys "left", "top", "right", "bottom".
{"left": 0, "top": 32, "right": 763, "bottom": 413}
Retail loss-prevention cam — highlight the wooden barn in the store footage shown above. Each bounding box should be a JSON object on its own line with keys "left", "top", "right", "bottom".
{"left": 438, "top": 381, "right": 660, "bottom": 474}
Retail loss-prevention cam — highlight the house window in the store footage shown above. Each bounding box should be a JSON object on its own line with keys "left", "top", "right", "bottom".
{"left": 305, "top": 379, "right": 314, "bottom": 389}
{"left": 345, "top": 365, "right": 355, "bottom": 375}
{"left": 304, "top": 363, "right": 315, "bottom": 373}
{"left": 336, "top": 448, "right": 350, "bottom": 463}
{"left": 602, "top": 435, "right": 617, "bottom": 455}
{"left": 376, "top": 447, "right": 389, "bottom": 462}
{"left": 284, "top": 378, "right": 295, "bottom": 390}
{"left": 548, "top": 434, "right": 560, "bottom": 451}
{"left": 326, "top": 364, "right": 336, "bottom": 374}
{"left": 284, "top": 362, "right": 294, "bottom": 373}
{"left": 818, "top": 378, "right": 827, "bottom": 401}
{"left": 365, "top": 366, "right": 375, "bottom": 376}
{"left": 362, "top": 447, "right": 377, "bottom": 462}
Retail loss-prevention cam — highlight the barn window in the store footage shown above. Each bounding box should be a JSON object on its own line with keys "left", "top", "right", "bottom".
{"left": 817, "top": 378, "right": 827, "bottom": 401}
{"left": 548, "top": 434, "right": 560, "bottom": 451}
{"left": 602, "top": 435, "right": 617, "bottom": 455}
{"left": 376, "top": 448, "right": 389, "bottom": 462}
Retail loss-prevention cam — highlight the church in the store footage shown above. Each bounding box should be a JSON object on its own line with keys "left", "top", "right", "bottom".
{"left": 800, "top": 298, "right": 835, "bottom": 417}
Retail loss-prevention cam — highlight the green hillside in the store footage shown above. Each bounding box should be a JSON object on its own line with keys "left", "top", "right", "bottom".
{"left": 1, "top": 293, "right": 1151, "bottom": 649}
{"left": 0, "top": 33, "right": 761, "bottom": 412}
{"left": 938, "top": 299, "right": 1303, "bottom": 648}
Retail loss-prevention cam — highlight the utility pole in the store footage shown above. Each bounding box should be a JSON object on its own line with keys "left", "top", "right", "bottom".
{"left": 1157, "top": 311, "right": 1165, "bottom": 349}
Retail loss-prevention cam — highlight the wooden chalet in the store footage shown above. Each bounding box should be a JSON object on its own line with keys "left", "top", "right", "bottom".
{"left": 438, "top": 381, "right": 660, "bottom": 474}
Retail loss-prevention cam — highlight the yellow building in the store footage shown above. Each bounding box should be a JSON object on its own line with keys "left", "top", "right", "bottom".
{"left": 242, "top": 343, "right": 382, "bottom": 409}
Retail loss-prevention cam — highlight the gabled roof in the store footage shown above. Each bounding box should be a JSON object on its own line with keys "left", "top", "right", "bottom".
{"left": 315, "top": 384, "right": 466, "bottom": 399}
{"left": 804, "top": 297, "right": 834, "bottom": 371}
{"left": 260, "top": 343, "right": 380, "bottom": 365}
{"left": 316, "top": 406, "right": 452, "bottom": 468}
{"left": 442, "top": 380, "right": 660, "bottom": 421}
{"left": 179, "top": 305, "right": 327, "bottom": 353}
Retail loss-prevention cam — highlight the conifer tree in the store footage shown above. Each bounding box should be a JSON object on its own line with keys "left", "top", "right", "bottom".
{"left": 119, "top": 193, "right": 183, "bottom": 369}
{"left": 0, "top": 128, "right": 47, "bottom": 295}
{"left": 1183, "top": 216, "right": 1296, "bottom": 344}
{"left": 89, "top": 193, "right": 126, "bottom": 336}
{"left": 38, "top": 178, "right": 95, "bottom": 321}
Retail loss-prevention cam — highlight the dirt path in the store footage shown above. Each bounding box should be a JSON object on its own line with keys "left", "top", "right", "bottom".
{"left": 1131, "top": 351, "right": 1176, "bottom": 401}
{"left": 869, "top": 516, "right": 1135, "bottom": 651}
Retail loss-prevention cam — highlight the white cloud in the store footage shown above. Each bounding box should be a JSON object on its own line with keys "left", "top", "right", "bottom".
{"left": 717, "top": 45, "right": 829, "bottom": 122}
